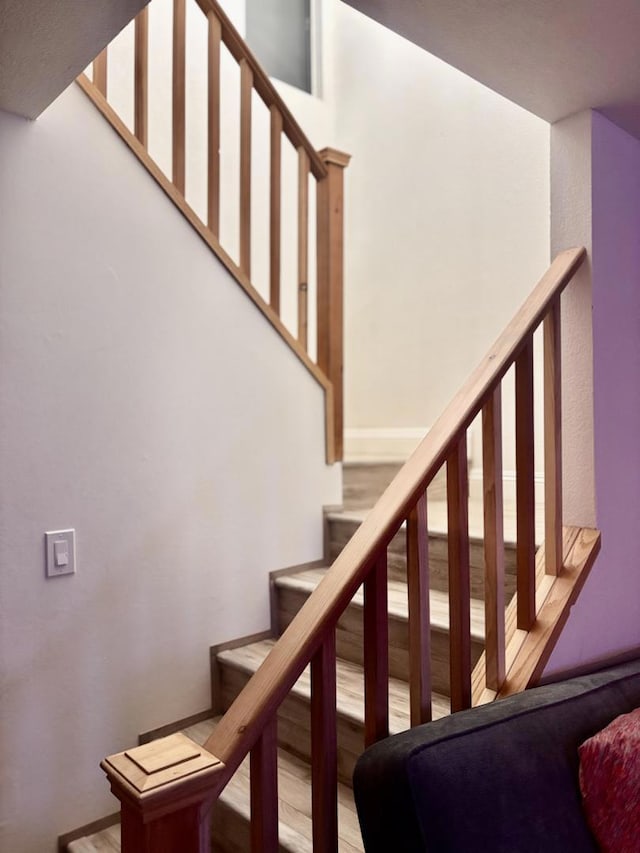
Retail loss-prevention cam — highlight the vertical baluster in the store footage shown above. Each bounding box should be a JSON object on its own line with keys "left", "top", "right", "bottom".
{"left": 250, "top": 714, "right": 278, "bottom": 853}
{"left": 93, "top": 49, "right": 108, "bottom": 97}
{"left": 544, "top": 300, "right": 563, "bottom": 576}
{"left": 172, "top": 0, "right": 186, "bottom": 194}
{"left": 447, "top": 439, "right": 471, "bottom": 712}
{"left": 482, "top": 387, "right": 506, "bottom": 691}
{"left": 364, "top": 552, "right": 389, "bottom": 747}
{"left": 407, "top": 493, "right": 431, "bottom": 725}
{"left": 239, "top": 59, "right": 253, "bottom": 276}
{"left": 134, "top": 8, "right": 149, "bottom": 146}
{"left": 270, "top": 107, "right": 282, "bottom": 313}
{"left": 316, "top": 149, "right": 351, "bottom": 461}
{"left": 311, "top": 632, "right": 338, "bottom": 853}
{"left": 298, "top": 148, "right": 310, "bottom": 349}
{"left": 207, "top": 11, "right": 221, "bottom": 237}
{"left": 515, "top": 338, "right": 536, "bottom": 629}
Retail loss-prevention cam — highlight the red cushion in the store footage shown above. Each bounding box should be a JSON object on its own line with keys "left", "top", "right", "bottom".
{"left": 579, "top": 707, "right": 640, "bottom": 852}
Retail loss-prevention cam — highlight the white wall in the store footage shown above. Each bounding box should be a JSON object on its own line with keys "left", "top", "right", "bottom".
{"left": 549, "top": 110, "right": 596, "bottom": 528}
{"left": 333, "top": 3, "right": 550, "bottom": 471}
{"left": 547, "top": 110, "right": 640, "bottom": 672}
{"left": 0, "top": 84, "right": 340, "bottom": 852}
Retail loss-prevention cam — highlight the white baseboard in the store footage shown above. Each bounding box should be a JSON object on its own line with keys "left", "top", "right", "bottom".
{"left": 344, "top": 427, "right": 429, "bottom": 462}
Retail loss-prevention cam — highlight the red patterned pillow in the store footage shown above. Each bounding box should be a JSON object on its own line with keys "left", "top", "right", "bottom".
{"left": 579, "top": 707, "right": 640, "bottom": 852}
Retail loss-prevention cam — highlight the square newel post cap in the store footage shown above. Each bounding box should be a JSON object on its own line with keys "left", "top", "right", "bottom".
{"left": 318, "top": 147, "right": 351, "bottom": 169}
{"left": 102, "top": 732, "right": 225, "bottom": 822}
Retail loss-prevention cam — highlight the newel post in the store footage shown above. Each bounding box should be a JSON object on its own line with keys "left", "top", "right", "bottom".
{"left": 101, "top": 732, "right": 226, "bottom": 853}
{"left": 317, "top": 147, "right": 351, "bottom": 463}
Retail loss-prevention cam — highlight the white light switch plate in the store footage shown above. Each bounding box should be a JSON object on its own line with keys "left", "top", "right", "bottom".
{"left": 45, "top": 529, "right": 76, "bottom": 578}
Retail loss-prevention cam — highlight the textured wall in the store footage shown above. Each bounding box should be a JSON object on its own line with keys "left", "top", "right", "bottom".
{"left": 548, "top": 111, "right": 640, "bottom": 672}
{"left": 334, "top": 2, "right": 550, "bottom": 468}
{"left": 0, "top": 84, "right": 340, "bottom": 852}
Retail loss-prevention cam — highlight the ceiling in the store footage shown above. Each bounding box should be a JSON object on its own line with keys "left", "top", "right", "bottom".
{"left": 0, "top": 0, "right": 147, "bottom": 119}
{"left": 343, "top": 0, "right": 640, "bottom": 139}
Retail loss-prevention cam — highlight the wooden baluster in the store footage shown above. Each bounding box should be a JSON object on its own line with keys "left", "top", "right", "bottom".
{"left": 482, "top": 387, "right": 506, "bottom": 691}
{"left": 544, "top": 299, "right": 563, "bottom": 576}
{"left": 93, "top": 49, "right": 108, "bottom": 97}
{"left": 407, "top": 493, "right": 432, "bottom": 725}
{"left": 311, "top": 632, "right": 338, "bottom": 853}
{"left": 447, "top": 439, "right": 471, "bottom": 712}
{"left": 316, "top": 148, "right": 351, "bottom": 462}
{"left": 172, "top": 0, "right": 186, "bottom": 194}
{"left": 363, "top": 551, "right": 389, "bottom": 746}
{"left": 240, "top": 59, "right": 253, "bottom": 276}
{"left": 515, "top": 337, "right": 536, "bottom": 629}
{"left": 270, "top": 107, "right": 283, "bottom": 313}
{"left": 298, "top": 148, "right": 310, "bottom": 349}
{"left": 250, "top": 715, "right": 279, "bottom": 852}
{"left": 207, "top": 11, "right": 221, "bottom": 237}
{"left": 134, "top": 8, "right": 149, "bottom": 146}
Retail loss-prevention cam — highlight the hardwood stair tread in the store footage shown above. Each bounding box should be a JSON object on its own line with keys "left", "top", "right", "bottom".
{"left": 68, "top": 717, "right": 365, "bottom": 853}
{"left": 275, "top": 568, "right": 486, "bottom": 640}
{"left": 218, "top": 639, "right": 451, "bottom": 733}
{"left": 68, "top": 827, "right": 121, "bottom": 852}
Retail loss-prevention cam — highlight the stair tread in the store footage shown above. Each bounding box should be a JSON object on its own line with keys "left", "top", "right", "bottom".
{"left": 67, "top": 826, "right": 121, "bottom": 852}
{"left": 69, "top": 717, "right": 364, "bottom": 853}
{"left": 218, "top": 639, "right": 451, "bottom": 732}
{"left": 276, "top": 568, "right": 486, "bottom": 640}
{"left": 327, "top": 497, "right": 543, "bottom": 545}
{"left": 189, "top": 718, "right": 363, "bottom": 852}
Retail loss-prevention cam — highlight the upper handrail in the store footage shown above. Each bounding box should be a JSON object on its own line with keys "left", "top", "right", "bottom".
{"left": 204, "top": 246, "right": 587, "bottom": 773}
{"left": 194, "top": 0, "right": 328, "bottom": 179}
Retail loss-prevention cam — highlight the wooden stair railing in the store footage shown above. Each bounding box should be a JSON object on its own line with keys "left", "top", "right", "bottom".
{"left": 101, "top": 247, "right": 601, "bottom": 851}
{"left": 78, "top": 0, "right": 350, "bottom": 463}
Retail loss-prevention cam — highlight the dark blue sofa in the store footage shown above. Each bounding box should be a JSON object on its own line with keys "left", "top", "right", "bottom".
{"left": 353, "top": 658, "right": 640, "bottom": 852}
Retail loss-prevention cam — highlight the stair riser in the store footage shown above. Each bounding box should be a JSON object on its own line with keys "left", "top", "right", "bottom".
{"left": 221, "top": 664, "right": 364, "bottom": 787}
{"left": 328, "top": 517, "right": 517, "bottom": 600}
{"left": 212, "top": 802, "right": 294, "bottom": 853}
{"left": 277, "top": 587, "right": 483, "bottom": 696}
{"left": 342, "top": 465, "right": 447, "bottom": 510}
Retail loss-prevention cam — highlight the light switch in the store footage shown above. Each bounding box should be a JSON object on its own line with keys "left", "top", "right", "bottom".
{"left": 54, "top": 540, "right": 69, "bottom": 567}
{"left": 45, "top": 529, "right": 76, "bottom": 578}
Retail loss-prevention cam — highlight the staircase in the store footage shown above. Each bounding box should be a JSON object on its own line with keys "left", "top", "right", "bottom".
{"left": 65, "top": 1, "right": 602, "bottom": 850}
{"left": 68, "top": 463, "right": 529, "bottom": 852}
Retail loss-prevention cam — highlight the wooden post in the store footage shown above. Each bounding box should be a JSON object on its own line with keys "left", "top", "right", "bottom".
{"left": 239, "top": 59, "right": 253, "bottom": 276}
{"left": 363, "top": 551, "right": 389, "bottom": 746}
{"left": 207, "top": 11, "right": 222, "bottom": 237}
{"left": 102, "top": 733, "right": 225, "bottom": 853}
{"left": 515, "top": 337, "right": 536, "bottom": 629}
{"left": 269, "top": 107, "right": 283, "bottom": 313}
{"left": 447, "top": 439, "right": 471, "bottom": 712}
{"left": 311, "top": 632, "right": 338, "bottom": 852}
{"left": 93, "top": 49, "right": 108, "bottom": 97}
{"left": 482, "top": 387, "right": 506, "bottom": 691}
{"left": 172, "top": 0, "right": 186, "bottom": 195}
{"left": 317, "top": 148, "right": 351, "bottom": 462}
{"left": 407, "top": 492, "right": 432, "bottom": 725}
{"left": 134, "top": 7, "right": 149, "bottom": 146}
{"left": 544, "top": 299, "right": 563, "bottom": 576}
{"left": 250, "top": 716, "right": 279, "bottom": 852}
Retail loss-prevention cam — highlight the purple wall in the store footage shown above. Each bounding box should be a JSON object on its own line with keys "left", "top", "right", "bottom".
{"left": 548, "top": 111, "right": 640, "bottom": 670}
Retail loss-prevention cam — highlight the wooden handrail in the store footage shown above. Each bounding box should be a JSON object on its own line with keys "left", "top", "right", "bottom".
{"left": 202, "top": 246, "right": 586, "bottom": 770}
{"left": 102, "top": 247, "right": 600, "bottom": 850}
{"left": 78, "top": 0, "right": 349, "bottom": 464}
